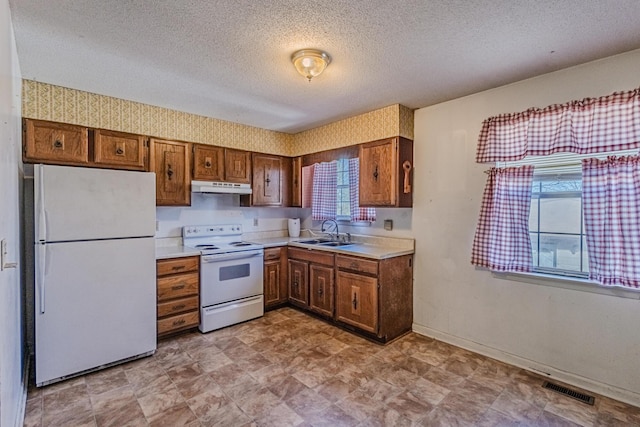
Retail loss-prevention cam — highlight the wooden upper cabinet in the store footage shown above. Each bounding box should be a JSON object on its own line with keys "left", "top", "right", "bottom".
{"left": 23, "top": 119, "right": 89, "bottom": 166}
{"left": 291, "top": 156, "right": 302, "bottom": 207}
{"left": 192, "top": 144, "right": 224, "bottom": 181}
{"left": 359, "top": 137, "right": 413, "bottom": 207}
{"left": 150, "top": 138, "right": 191, "bottom": 206}
{"left": 224, "top": 148, "right": 251, "bottom": 183}
{"left": 93, "top": 129, "right": 146, "bottom": 171}
{"left": 242, "top": 153, "right": 290, "bottom": 206}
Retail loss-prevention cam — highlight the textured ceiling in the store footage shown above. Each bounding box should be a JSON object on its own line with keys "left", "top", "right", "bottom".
{"left": 8, "top": 1, "right": 640, "bottom": 133}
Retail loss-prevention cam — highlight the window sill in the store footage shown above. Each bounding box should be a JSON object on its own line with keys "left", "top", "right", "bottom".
{"left": 492, "top": 270, "right": 640, "bottom": 300}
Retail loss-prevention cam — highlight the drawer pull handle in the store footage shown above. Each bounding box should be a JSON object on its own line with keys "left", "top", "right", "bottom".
{"left": 350, "top": 262, "right": 358, "bottom": 269}
{"left": 53, "top": 140, "right": 63, "bottom": 149}
{"left": 318, "top": 287, "right": 323, "bottom": 296}
{"left": 172, "top": 304, "right": 185, "bottom": 310}
{"left": 172, "top": 319, "right": 186, "bottom": 326}
{"left": 373, "top": 165, "right": 379, "bottom": 181}
{"left": 171, "top": 265, "right": 185, "bottom": 271}
{"left": 352, "top": 293, "right": 358, "bottom": 310}
{"left": 171, "top": 284, "right": 185, "bottom": 291}
{"left": 205, "top": 157, "right": 212, "bottom": 168}
{"left": 167, "top": 164, "right": 174, "bottom": 180}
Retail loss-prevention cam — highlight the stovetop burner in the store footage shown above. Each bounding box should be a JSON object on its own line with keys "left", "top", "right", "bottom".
{"left": 229, "top": 242, "right": 252, "bottom": 247}
{"left": 195, "top": 244, "right": 220, "bottom": 250}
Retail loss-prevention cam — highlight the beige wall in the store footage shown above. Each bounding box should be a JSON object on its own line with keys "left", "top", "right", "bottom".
{"left": 413, "top": 48, "right": 640, "bottom": 406}
{"left": 22, "top": 80, "right": 413, "bottom": 157}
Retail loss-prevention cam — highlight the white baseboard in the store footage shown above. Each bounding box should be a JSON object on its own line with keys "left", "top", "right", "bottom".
{"left": 412, "top": 323, "right": 640, "bottom": 408}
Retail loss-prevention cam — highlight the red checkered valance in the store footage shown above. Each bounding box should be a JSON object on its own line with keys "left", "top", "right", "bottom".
{"left": 476, "top": 87, "right": 640, "bottom": 163}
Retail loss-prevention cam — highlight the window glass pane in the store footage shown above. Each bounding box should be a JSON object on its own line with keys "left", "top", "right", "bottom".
{"left": 540, "top": 180, "right": 582, "bottom": 192}
{"left": 529, "top": 199, "right": 539, "bottom": 232}
{"left": 539, "top": 198, "right": 581, "bottom": 234}
{"left": 530, "top": 233, "right": 539, "bottom": 267}
{"left": 539, "top": 233, "right": 582, "bottom": 272}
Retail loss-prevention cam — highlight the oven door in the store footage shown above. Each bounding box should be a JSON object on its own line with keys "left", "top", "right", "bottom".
{"left": 200, "top": 249, "right": 264, "bottom": 307}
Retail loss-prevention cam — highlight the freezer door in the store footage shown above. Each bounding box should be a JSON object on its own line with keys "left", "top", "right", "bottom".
{"left": 35, "top": 164, "right": 155, "bottom": 242}
{"left": 35, "top": 237, "right": 156, "bottom": 385}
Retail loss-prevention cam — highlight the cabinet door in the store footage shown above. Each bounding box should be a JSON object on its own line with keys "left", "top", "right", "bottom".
{"left": 224, "top": 148, "right": 251, "bottom": 183}
{"left": 252, "top": 154, "right": 282, "bottom": 206}
{"left": 264, "top": 260, "right": 281, "bottom": 307}
{"left": 336, "top": 271, "right": 378, "bottom": 333}
{"left": 291, "top": 156, "right": 302, "bottom": 207}
{"left": 93, "top": 129, "right": 146, "bottom": 171}
{"left": 288, "top": 259, "right": 308, "bottom": 307}
{"left": 23, "top": 119, "right": 89, "bottom": 165}
{"left": 359, "top": 138, "right": 397, "bottom": 207}
{"left": 309, "top": 264, "right": 334, "bottom": 318}
{"left": 150, "top": 139, "right": 191, "bottom": 206}
{"left": 193, "top": 144, "right": 224, "bottom": 181}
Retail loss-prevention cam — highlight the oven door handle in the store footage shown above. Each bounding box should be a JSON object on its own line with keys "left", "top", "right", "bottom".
{"left": 202, "top": 250, "right": 263, "bottom": 263}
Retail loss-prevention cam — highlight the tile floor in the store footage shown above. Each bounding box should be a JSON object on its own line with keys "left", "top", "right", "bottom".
{"left": 24, "top": 307, "right": 640, "bottom": 426}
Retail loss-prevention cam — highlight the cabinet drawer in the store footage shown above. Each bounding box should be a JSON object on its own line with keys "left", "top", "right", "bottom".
{"left": 288, "top": 247, "right": 334, "bottom": 266}
{"left": 157, "top": 273, "right": 199, "bottom": 301}
{"left": 157, "top": 296, "right": 199, "bottom": 318}
{"left": 24, "top": 119, "right": 89, "bottom": 165}
{"left": 157, "top": 310, "right": 199, "bottom": 335}
{"left": 336, "top": 255, "right": 378, "bottom": 276}
{"left": 264, "top": 247, "right": 283, "bottom": 261}
{"left": 157, "top": 256, "right": 199, "bottom": 277}
{"left": 93, "top": 129, "right": 146, "bottom": 170}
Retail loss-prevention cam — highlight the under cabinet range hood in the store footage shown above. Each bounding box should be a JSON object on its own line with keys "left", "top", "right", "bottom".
{"left": 191, "top": 180, "right": 252, "bottom": 194}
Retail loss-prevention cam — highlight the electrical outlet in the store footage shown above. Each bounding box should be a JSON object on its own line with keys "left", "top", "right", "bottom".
{"left": 384, "top": 219, "right": 393, "bottom": 231}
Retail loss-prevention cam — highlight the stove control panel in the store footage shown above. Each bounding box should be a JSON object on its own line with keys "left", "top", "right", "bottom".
{"left": 183, "top": 224, "right": 243, "bottom": 237}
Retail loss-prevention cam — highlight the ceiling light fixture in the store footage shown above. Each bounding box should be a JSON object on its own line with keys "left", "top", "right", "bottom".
{"left": 291, "top": 49, "right": 331, "bottom": 82}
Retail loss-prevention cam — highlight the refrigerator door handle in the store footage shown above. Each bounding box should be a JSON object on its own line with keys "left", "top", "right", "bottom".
{"left": 36, "top": 165, "right": 47, "bottom": 242}
{"left": 36, "top": 243, "right": 46, "bottom": 314}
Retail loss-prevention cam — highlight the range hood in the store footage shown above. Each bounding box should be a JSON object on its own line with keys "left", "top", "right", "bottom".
{"left": 191, "top": 180, "right": 252, "bottom": 195}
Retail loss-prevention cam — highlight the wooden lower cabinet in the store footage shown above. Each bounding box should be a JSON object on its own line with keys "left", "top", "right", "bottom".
{"left": 284, "top": 248, "right": 413, "bottom": 343}
{"left": 288, "top": 259, "right": 309, "bottom": 308}
{"left": 264, "top": 247, "right": 288, "bottom": 309}
{"left": 335, "top": 270, "right": 378, "bottom": 333}
{"left": 309, "top": 264, "right": 334, "bottom": 318}
{"left": 335, "top": 254, "right": 413, "bottom": 342}
{"left": 156, "top": 256, "right": 200, "bottom": 337}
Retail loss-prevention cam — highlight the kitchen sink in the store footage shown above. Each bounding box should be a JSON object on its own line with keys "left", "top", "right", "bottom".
{"left": 318, "top": 241, "right": 353, "bottom": 247}
{"left": 295, "top": 238, "right": 333, "bottom": 244}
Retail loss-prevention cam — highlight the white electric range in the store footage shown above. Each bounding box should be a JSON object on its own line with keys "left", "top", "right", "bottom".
{"left": 182, "top": 224, "right": 264, "bottom": 333}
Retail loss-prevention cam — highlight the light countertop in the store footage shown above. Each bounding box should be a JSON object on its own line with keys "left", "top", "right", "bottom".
{"left": 155, "top": 245, "right": 201, "bottom": 260}
{"left": 156, "top": 234, "right": 415, "bottom": 261}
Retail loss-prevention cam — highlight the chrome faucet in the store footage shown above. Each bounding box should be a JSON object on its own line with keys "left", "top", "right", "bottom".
{"left": 321, "top": 219, "right": 339, "bottom": 241}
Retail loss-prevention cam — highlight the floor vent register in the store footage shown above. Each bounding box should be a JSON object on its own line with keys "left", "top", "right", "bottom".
{"left": 542, "top": 381, "right": 595, "bottom": 405}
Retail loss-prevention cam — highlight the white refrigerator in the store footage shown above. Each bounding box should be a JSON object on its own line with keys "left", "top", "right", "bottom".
{"left": 33, "top": 164, "right": 157, "bottom": 386}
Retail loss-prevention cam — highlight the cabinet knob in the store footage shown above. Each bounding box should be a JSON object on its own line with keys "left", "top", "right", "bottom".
{"left": 205, "top": 156, "right": 212, "bottom": 168}
{"left": 53, "top": 140, "right": 63, "bottom": 149}
{"left": 318, "top": 287, "right": 323, "bottom": 296}
{"left": 115, "top": 147, "right": 124, "bottom": 155}
{"left": 352, "top": 293, "right": 358, "bottom": 310}
{"left": 265, "top": 174, "right": 271, "bottom": 186}
{"left": 167, "top": 165, "right": 174, "bottom": 180}
{"left": 373, "top": 165, "right": 379, "bottom": 181}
